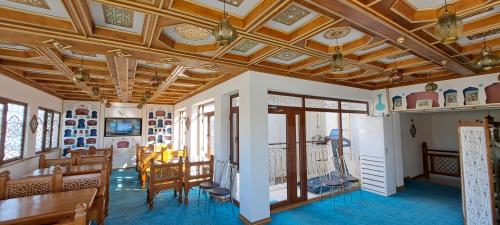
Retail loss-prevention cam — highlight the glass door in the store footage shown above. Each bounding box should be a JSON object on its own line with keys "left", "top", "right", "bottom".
{"left": 268, "top": 108, "right": 306, "bottom": 209}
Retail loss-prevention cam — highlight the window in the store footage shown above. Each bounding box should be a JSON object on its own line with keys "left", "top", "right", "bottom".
{"left": 35, "top": 108, "right": 61, "bottom": 154}
{"left": 198, "top": 103, "right": 214, "bottom": 160}
{"left": 0, "top": 98, "right": 27, "bottom": 165}
{"left": 230, "top": 94, "right": 239, "bottom": 165}
{"left": 178, "top": 111, "right": 187, "bottom": 149}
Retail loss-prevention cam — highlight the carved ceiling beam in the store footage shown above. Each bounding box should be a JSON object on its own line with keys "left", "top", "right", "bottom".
{"left": 34, "top": 46, "right": 93, "bottom": 96}
{"left": 106, "top": 56, "right": 137, "bottom": 102}
{"left": 308, "top": 0, "right": 476, "bottom": 76}
{"left": 149, "top": 66, "right": 185, "bottom": 102}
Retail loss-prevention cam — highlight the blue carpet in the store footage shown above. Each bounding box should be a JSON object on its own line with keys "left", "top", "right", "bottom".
{"left": 106, "top": 169, "right": 462, "bottom": 225}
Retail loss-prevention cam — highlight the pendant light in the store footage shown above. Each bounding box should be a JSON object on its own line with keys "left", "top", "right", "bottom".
{"left": 332, "top": 38, "right": 344, "bottom": 71}
{"left": 475, "top": 35, "right": 499, "bottom": 71}
{"left": 425, "top": 73, "right": 438, "bottom": 92}
{"left": 74, "top": 55, "right": 89, "bottom": 82}
{"left": 389, "top": 56, "right": 403, "bottom": 83}
{"left": 435, "top": 0, "right": 463, "bottom": 44}
{"left": 212, "top": 0, "right": 238, "bottom": 46}
{"left": 91, "top": 74, "right": 100, "bottom": 97}
{"left": 144, "top": 90, "right": 152, "bottom": 99}
{"left": 150, "top": 63, "right": 162, "bottom": 87}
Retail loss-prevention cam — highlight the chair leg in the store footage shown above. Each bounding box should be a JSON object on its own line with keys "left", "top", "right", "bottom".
{"left": 359, "top": 182, "right": 363, "bottom": 201}
{"left": 198, "top": 187, "right": 202, "bottom": 207}
{"left": 342, "top": 185, "right": 347, "bottom": 206}
{"left": 319, "top": 185, "right": 324, "bottom": 200}
{"left": 332, "top": 188, "right": 336, "bottom": 209}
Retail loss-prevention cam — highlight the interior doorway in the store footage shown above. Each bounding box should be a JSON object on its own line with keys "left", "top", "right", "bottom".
{"left": 268, "top": 108, "right": 307, "bottom": 209}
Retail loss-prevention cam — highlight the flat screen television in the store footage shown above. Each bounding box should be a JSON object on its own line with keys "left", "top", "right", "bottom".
{"left": 105, "top": 118, "right": 142, "bottom": 137}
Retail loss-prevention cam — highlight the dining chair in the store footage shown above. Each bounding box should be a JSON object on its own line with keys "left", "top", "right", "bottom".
{"left": 208, "top": 164, "right": 237, "bottom": 215}
{"left": 337, "top": 156, "right": 362, "bottom": 204}
{"left": 198, "top": 160, "right": 228, "bottom": 207}
{"left": 317, "top": 159, "right": 345, "bottom": 208}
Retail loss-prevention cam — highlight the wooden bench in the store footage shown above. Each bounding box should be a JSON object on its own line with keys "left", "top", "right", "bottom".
{"left": 183, "top": 155, "right": 214, "bottom": 205}
{"left": 147, "top": 157, "right": 184, "bottom": 210}
{"left": 61, "top": 163, "right": 108, "bottom": 225}
{"left": 138, "top": 147, "right": 166, "bottom": 188}
{"left": 0, "top": 169, "right": 63, "bottom": 200}
{"left": 1, "top": 164, "right": 109, "bottom": 225}
{"left": 39, "top": 154, "right": 74, "bottom": 169}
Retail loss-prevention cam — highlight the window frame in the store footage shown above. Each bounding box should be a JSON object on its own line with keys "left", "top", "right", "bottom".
{"left": 36, "top": 107, "right": 61, "bottom": 154}
{"left": 229, "top": 94, "right": 239, "bottom": 166}
{"left": 0, "top": 97, "right": 27, "bottom": 165}
{"left": 197, "top": 102, "right": 215, "bottom": 160}
{"left": 178, "top": 110, "right": 187, "bottom": 149}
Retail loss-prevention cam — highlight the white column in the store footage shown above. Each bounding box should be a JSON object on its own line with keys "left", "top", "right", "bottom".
{"left": 238, "top": 74, "right": 270, "bottom": 222}
{"left": 214, "top": 94, "right": 230, "bottom": 161}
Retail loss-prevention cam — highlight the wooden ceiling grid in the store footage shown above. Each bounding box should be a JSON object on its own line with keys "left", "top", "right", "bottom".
{"left": 0, "top": 0, "right": 498, "bottom": 104}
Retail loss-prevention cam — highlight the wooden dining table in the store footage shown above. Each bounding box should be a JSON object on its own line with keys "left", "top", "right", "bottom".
{"left": 23, "top": 164, "right": 103, "bottom": 177}
{"left": 0, "top": 188, "right": 97, "bottom": 225}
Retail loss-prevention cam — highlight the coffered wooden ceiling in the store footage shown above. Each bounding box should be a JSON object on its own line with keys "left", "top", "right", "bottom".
{"left": 0, "top": 0, "right": 498, "bottom": 104}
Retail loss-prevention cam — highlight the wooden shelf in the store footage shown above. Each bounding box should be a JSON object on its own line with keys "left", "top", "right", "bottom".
{"left": 390, "top": 103, "right": 500, "bottom": 113}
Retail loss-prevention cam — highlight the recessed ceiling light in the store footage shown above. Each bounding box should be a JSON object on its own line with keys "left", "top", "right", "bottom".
{"left": 396, "top": 37, "right": 405, "bottom": 43}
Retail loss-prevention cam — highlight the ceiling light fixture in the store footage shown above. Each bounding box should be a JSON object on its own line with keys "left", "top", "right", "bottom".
{"left": 73, "top": 55, "right": 89, "bottom": 82}
{"left": 91, "top": 73, "right": 100, "bottom": 97}
{"left": 425, "top": 73, "right": 438, "bottom": 92}
{"left": 150, "top": 63, "right": 162, "bottom": 87}
{"left": 435, "top": 0, "right": 463, "bottom": 44}
{"left": 475, "top": 35, "right": 498, "bottom": 71}
{"left": 212, "top": 0, "right": 238, "bottom": 46}
{"left": 144, "top": 90, "right": 152, "bottom": 99}
{"left": 332, "top": 38, "right": 344, "bottom": 71}
{"left": 389, "top": 57, "right": 403, "bottom": 83}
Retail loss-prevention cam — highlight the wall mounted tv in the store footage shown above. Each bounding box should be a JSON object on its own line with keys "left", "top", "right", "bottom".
{"left": 105, "top": 118, "right": 142, "bottom": 137}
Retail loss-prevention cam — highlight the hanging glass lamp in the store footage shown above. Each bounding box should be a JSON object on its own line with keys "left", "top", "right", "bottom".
{"left": 435, "top": 0, "right": 463, "bottom": 44}
{"left": 389, "top": 58, "right": 403, "bottom": 83}
{"left": 91, "top": 86, "right": 100, "bottom": 97}
{"left": 212, "top": 1, "right": 238, "bottom": 46}
{"left": 73, "top": 55, "right": 89, "bottom": 82}
{"left": 475, "top": 36, "right": 498, "bottom": 71}
{"left": 332, "top": 38, "right": 344, "bottom": 71}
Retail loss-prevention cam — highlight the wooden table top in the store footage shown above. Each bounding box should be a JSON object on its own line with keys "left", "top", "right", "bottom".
{"left": 24, "top": 164, "right": 103, "bottom": 177}
{"left": 0, "top": 188, "right": 97, "bottom": 225}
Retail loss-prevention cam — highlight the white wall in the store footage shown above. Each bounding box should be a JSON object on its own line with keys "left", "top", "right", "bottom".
{"left": 174, "top": 70, "right": 372, "bottom": 223}
{"left": 0, "top": 75, "right": 63, "bottom": 178}
{"left": 397, "top": 109, "right": 500, "bottom": 179}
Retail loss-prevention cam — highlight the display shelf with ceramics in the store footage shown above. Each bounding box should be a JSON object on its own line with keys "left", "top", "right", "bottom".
{"left": 146, "top": 105, "right": 173, "bottom": 147}
{"left": 62, "top": 101, "right": 100, "bottom": 150}
{"left": 387, "top": 73, "right": 500, "bottom": 112}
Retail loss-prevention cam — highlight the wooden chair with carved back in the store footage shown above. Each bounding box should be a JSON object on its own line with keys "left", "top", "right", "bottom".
{"left": 147, "top": 157, "right": 184, "bottom": 210}
{"left": 136, "top": 145, "right": 153, "bottom": 174}
{"left": 39, "top": 154, "right": 74, "bottom": 168}
{"left": 0, "top": 168, "right": 63, "bottom": 200}
{"left": 183, "top": 155, "right": 214, "bottom": 205}
{"left": 74, "top": 153, "right": 111, "bottom": 216}
{"left": 139, "top": 147, "right": 166, "bottom": 188}
{"left": 55, "top": 202, "right": 89, "bottom": 225}
{"left": 70, "top": 147, "right": 113, "bottom": 167}
{"left": 60, "top": 163, "right": 108, "bottom": 225}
